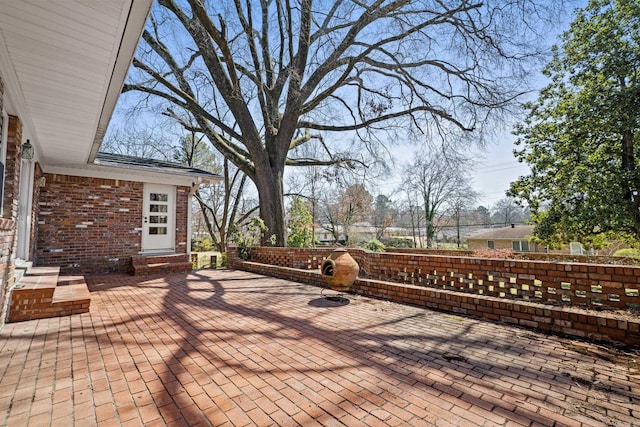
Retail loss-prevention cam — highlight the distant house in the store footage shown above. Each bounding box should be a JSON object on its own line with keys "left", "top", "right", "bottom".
{"left": 467, "top": 225, "right": 546, "bottom": 252}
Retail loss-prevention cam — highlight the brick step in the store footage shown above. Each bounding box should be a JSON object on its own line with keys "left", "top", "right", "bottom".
{"left": 8, "top": 268, "right": 91, "bottom": 322}
{"left": 131, "top": 254, "right": 192, "bottom": 276}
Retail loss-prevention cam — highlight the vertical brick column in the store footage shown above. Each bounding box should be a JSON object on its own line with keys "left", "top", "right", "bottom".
{"left": 3, "top": 115, "right": 21, "bottom": 219}
{"left": 0, "top": 75, "right": 22, "bottom": 326}
{"left": 175, "top": 186, "right": 189, "bottom": 254}
{"left": 30, "top": 163, "right": 43, "bottom": 262}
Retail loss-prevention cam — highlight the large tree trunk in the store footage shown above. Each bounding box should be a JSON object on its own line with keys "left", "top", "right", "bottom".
{"left": 620, "top": 130, "right": 640, "bottom": 238}
{"left": 254, "top": 163, "right": 286, "bottom": 246}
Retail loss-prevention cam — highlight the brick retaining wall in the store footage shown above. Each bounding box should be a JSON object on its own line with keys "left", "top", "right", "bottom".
{"left": 230, "top": 246, "right": 640, "bottom": 345}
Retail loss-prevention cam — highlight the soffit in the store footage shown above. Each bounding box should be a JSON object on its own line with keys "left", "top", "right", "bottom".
{"left": 0, "top": 0, "right": 152, "bottom": 165}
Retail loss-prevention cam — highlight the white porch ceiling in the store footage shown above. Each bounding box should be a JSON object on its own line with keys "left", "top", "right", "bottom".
{"left": 0, "top": 0, "right": 152, "bottom": 166}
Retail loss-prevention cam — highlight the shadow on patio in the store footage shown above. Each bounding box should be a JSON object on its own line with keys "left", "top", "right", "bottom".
{"left": 1, "top": 269, "right": 638, "bottom": 426}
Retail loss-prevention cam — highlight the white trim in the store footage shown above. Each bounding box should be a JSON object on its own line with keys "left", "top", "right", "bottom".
{"left": 43, "top": 163, "right": 202, "bottom": 187}
{"left": 0, "top": 31, "right": 39, "bottom": 159}
{"left": 16, "top": 159, "right": 34, "bottom": 260}
{"left": 1, "top": 109, "right": 8, "bottom": 163}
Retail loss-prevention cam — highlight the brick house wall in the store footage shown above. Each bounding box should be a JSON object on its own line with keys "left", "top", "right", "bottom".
{"left": 3, "top": 116, "right": 21, "bottom": 222}
{"left": 0, "top": 77, "right": 22, "bottom": 325}
{"left": 36, "top": 174, "right": 189, "bottom": 274}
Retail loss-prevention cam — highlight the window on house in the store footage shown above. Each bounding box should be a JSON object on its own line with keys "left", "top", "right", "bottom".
{"left": 512, "top": 240, "right": 530, "bottom": 252}
{"left": 487, "top": 240, "right": 495, "bottom": 249}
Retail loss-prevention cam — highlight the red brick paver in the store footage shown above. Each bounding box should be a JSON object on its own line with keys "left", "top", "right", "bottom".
{"left": 1, "top": 270, "right": 638, "bottom": 426}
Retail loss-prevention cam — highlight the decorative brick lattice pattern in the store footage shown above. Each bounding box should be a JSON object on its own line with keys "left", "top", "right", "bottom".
{"left": 235, "top": 247, "right": 640, "bottom": 311}
{"left": 247, "top": 247, "right": 325, "bottom": 270}
{"left": 230, "top": 246, "right": 640, "bottom": 345}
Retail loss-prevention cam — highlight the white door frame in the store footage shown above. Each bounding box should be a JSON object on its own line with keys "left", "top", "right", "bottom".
{"left": 141, "top": 183, "right": 176, "bottom": 253}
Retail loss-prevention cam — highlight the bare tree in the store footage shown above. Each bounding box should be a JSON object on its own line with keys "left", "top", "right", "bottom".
{"left": 446, "top": 185, "right": 479, "bottom": 248}
{"left": 322, "top": 182, "right": 373, "bottom": 245}
{"left": 122, "top": 0, "right": 566, "bottom": 245}
{"left": 102, "top": 125, "right": 175, "bottom": 160}
{"left": 491, "top": 197, "right": 526, "bottom": 227}
{"left": 173, "top": 131, "right": 253, "bottom": 252}
{"left": 397, "top": 187, "right": 424, "bottom": 248}
{"left": 401, "top": 145, "right": 474, "bottom": 247}
{"left": 373, "top": 194, "right": 395, "bottom": 240}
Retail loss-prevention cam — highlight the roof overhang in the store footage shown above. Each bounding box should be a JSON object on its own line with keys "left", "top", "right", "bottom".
{"left": 0, "top": 0, "right": 153, "bottom": 165}
{"left": 43, "top": 162, "right": 217, "bottom": 188}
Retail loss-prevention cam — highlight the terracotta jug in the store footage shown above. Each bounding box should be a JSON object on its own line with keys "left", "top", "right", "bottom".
{"left": 321, "top": 248, "right": 359, "bottom": 291}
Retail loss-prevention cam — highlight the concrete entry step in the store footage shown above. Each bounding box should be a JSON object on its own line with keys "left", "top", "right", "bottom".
{"left": 130, "top": 253, "right": 192, "bottom": 276}
{"left": 8, "top": 267, "right": 90, "bottom": 322}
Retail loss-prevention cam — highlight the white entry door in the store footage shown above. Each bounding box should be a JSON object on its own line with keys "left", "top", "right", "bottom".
{"left": 142, "top": 183, "right": 175, "bottom": 253}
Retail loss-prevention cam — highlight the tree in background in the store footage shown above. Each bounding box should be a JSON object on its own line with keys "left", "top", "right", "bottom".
{"left": 447, "top": 185, "right": 479, "bottom": 248}
{"left": 174, "top": 131, "right": 252, "bottom": 252}
{"left": 474, "top": 206, "right": 492, "bottom": 227}
{"left": 286, "top": 196, "right": 314, "bottom": 247}
{"left": 510, "top": 0, "right": 640, "bottom": 247}
{"left": 373, "top": 195, "right": 395, "bottom": 240}
{"left": 122, "top": 0, "right": 564, "bottom": 246}
{"left": 491, "top": 197, "right": 526, "bottom": 227}
{"left": 323, "top": 183, "right": 373, "bottom": 245}
{"left": 102, "top": 125, "right": 174, "bottom": 160}
{"left": 401, "top": 146, "right": 475, "bottom": 247}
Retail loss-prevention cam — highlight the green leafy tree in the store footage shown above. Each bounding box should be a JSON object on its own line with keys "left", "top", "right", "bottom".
{"left": 509, "top": 0, "right": 640, "bottom": 247}
{"left": 287, "top": 196, "right": 314, "bottom": 247}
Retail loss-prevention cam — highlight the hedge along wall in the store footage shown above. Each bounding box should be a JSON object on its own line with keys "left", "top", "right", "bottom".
{"left": 229, "top": 246, "right": 640, "bottom": 345}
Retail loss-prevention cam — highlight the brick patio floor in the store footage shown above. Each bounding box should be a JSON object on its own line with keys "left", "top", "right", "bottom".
{"left": 0, "top": 269, "right": 638, "bottom": 427}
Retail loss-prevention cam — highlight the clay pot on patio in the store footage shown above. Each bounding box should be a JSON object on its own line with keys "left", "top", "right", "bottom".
{"left": 321, "top": 248, "right": 359, "bottom": 292}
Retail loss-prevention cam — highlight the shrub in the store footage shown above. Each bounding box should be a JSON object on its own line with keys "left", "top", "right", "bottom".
{"left": 287, "top": 196, "right": 314, "bottom": 247}
{"left": 363, "top": 238, "right": 386, "bottom": 252}
{"left": 472, "top": 248, "right": 514, "bottom": 259}
{"left": 192, "top": 237, "right": 214, "bottom": 252}
{"left": 380, "top": 237, "right": 414, "bottom": 248}
{"left": 613, "top": 248, "right": 640, "bottom": 259}
{"left": 229, "top": 217, "right": 270, "bottom": 260}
